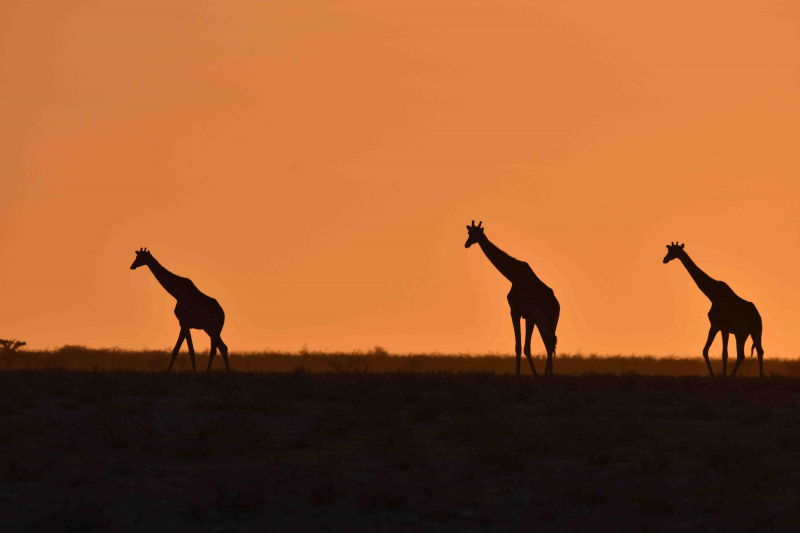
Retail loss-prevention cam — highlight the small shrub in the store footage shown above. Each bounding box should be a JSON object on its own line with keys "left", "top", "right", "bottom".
{"left": 0, "top": 339, "right": 26, "bottom": 369}
{"left": 0, "top": 339, "right": 25, "bottom": 352}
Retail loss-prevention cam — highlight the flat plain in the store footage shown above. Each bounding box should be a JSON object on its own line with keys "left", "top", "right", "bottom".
{"left": 2, "top": 349, "right": 800, "bottom": 531}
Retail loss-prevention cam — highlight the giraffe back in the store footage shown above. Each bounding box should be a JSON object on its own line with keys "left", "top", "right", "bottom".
{"left": 507, "top": 262, "right": 560, "bottom": 322}
{"left": 708, "top": 283, "right": 762, "bottom": 336}
{"left": 170, "top": 276, "right": 225, "bottom": 332}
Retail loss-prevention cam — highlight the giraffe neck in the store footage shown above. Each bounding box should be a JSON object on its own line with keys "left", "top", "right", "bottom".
{"left": 677, "top": 252, "right": 719, "bottom": 300}
{"left": 146, "top": 258, "right": 187, "bottom": 300}
{"left": 477, "top": 234, "right": 528, "bottom": 283}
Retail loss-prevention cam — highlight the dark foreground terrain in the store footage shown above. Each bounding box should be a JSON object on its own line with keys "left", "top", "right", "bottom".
{"left": 2, "top": 370, "right": 800, "bottom": 532}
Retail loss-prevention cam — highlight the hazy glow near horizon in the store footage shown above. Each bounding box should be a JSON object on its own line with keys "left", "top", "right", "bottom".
{"left": 2, "top": 1, "right": 799, "bottom": 357}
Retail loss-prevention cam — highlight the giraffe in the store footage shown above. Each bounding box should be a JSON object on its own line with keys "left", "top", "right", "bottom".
{"left": 130, "top": 248, "right": 229, "bottom": 372}
{"left": 465, "top": 221, "right": 560, "bottom": 376}
{"left": 663, "top": 242, "right": 764, "bottom": 378}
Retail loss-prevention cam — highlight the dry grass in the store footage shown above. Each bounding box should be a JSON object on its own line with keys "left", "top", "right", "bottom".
{"left": 4, "top": 345, "right": 795, "bottom": 377}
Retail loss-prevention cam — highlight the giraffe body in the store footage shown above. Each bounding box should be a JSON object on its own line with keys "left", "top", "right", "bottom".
{"left": 172, "top": 280, "right": 225, "bottom": 334}
{"left": 664, "top": 243, "right": 764, "bottom": 378}
{"left": 466, "top": 221, "right": 560, "bottom": 376}
{"left": 506, "top": 267, "right": 560, "bottom": 354}
{"left": 131, "top": 249, "right": 229, "bottom": 372}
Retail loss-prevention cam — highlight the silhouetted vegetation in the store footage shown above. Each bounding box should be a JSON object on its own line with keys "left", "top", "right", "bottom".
{"left": 2, "top": 345, "right": 796, "bottom": 377}
{"left": 0, "top": 339, "right": 26, "bottom": 352}
{"left": 0, "top": 339, "right": 26, "bottom": 370}
{"left": 2, "top": 370, "right": 800, "bottom": 530}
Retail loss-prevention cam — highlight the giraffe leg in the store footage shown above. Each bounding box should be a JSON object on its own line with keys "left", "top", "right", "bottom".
{"left": 185, "top": 330, "right": 196, "bottom": 372}
{"left": 751, "top": 329, "right": 764, "bottom": 378}
{"left": 702, "top": 327, "right": 718, "bottom": 378}
{"left": 729, "top": 335, "right": 747, "bottom": 378}
{"left": 720, "top": 332, "right": 729, "bottom": 378}
{"left": 217, "top": 337, "right": 230, "bottom": 371}
{"left": 512, "top": 314, "right": 522, "bottom": 376}
{"left": 524, "top": 319, "right": 539, "bottom": 378}
{"left": 206, "top": 339, "right": 217, "bottom": 372}
{"left": 538, "top": 321, "right": 556, "bottom": 376}
{"left": 756, "top": 341, "right": 764, "bottom": 379}
{"left": 168, "top": 329, "right": 187, "bottom": 372}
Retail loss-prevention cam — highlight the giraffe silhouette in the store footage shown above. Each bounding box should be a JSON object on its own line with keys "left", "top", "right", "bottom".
{"left": 663, "top": 242, "right": 764, "bottom": 378}
{"left": 465, "top": 221, "right": 560, "bottom": 376}
{"left": 130, "top": 248, "right": 229, "bottom": 372}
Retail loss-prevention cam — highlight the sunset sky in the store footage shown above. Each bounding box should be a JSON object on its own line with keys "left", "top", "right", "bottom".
{"left": 2, "top": 1, "right": 799, "bottom": 356}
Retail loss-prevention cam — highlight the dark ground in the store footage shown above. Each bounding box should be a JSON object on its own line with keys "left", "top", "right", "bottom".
{"left": 2, "top": 370, "right": 800, "bottom": 532}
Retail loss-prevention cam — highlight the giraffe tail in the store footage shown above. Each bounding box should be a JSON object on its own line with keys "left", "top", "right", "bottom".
{"left": 750, "top": 342, "right": 756, "bottom": 358}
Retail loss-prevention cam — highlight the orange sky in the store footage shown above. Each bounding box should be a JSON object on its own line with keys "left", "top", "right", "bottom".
{"left": 2, "top": 1, "right": 799, "bottom": 356}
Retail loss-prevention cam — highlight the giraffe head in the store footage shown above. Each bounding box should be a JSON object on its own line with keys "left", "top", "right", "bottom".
{"left": 465, "top": 220, "right": 485, "bottom": 248}
{"left": 663, "top": 242, "right": 685, "bottom": 264}
{"left": 130, "top": 247, "right": 153, "bottom": 270}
